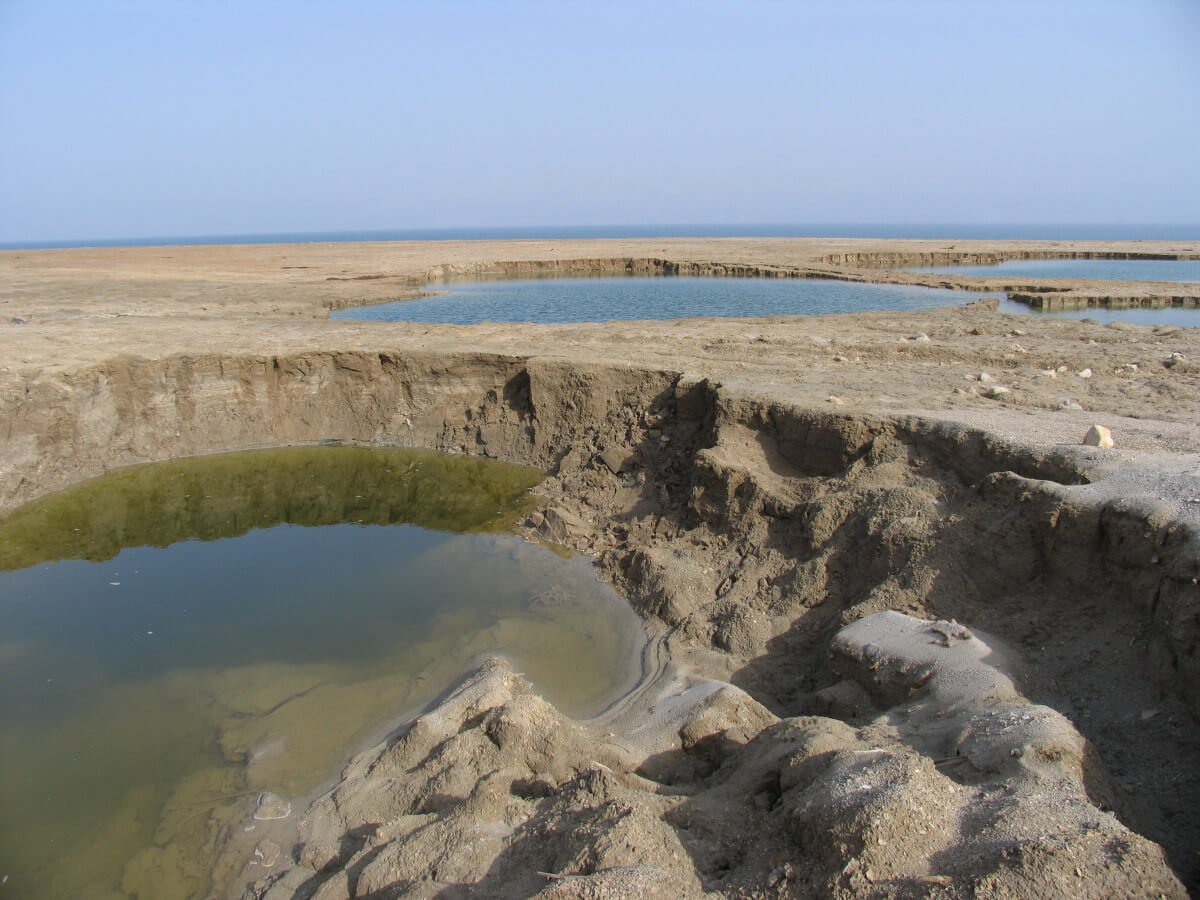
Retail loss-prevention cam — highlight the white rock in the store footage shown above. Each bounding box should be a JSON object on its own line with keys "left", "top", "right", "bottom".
{"left": 1056, "top": 365, "right": 1069, "bottom": 373}
{"left": 826, "top": 395, "right": 846, "bottom": 405}
{"left": 1082, "top": 425, "right": 1114, "bottom": 449}
{"left": 1078, "top": 368, "right": 1093, "bottom": 379}
{"left": 982, "top": 385, "right": 1011, "bottom": 399}
{"left": 832, "top": 354, "right": 849, "bottom": 363}
{"left": 978, "top": 372, "right": 996, "bottom": 383}
{"left": 1117, "top": 363, "right": 1139, "bottom": 373}
{"left": 1036, "top": 369, "right": 1058, "bottom": 378}
{"left": 1059, "top": 399, "right": 1084, "bottom": 411}
{"left": 254, "top": 792, "right": 292, "bottom": 821}
{"left": 907, "top": 332, "right": 931, "bottom": 343}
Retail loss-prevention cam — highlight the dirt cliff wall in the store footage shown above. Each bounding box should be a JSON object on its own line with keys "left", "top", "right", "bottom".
{"left": 2, "top": 349, "right": 1197, "bottom": 885}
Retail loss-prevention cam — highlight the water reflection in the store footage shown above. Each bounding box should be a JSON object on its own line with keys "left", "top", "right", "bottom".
{"left": 0, "top": 447, "right": 643, "bottom": 899}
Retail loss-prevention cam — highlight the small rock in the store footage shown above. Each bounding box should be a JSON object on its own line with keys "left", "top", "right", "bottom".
{"left": 1082, "top": 425, "right": 1114, "bottom": 449}
{"left": 978, "top": 372, "right": 996, "bottom": 383}
{"left": 1078, "top": 368, "right": 1093, "bottom": 379}
{"left": 253, "top": 840, "right": 281, "bottom": 867}
{"left": 254, "top": 792, "right": 292, "bottom": 821}
{"left": 10, "top": 316, "right": 27, "bottom": 325}
{"left": 1010, "top": 342, "right": 1028, "bottom": 353}
{"left": 832, "top": 354, "right": 849, "bottom": 363}
{"left": 1036, "top": 369, "right": 1057, "bottom": 378}
{"left": 1056, "top": 365, "right": 1069, "bottom": 373}
{"left": 907, "top": 332, "right": 931, "bottom": 343}
{"left": 967, "top": 326, "right": 984, "bottom": 336}
{"left": 540, "top": 505, "right": 594, "bottom": 543}
{"left": 1059, "top": 399, "right": 1084, "bottom": 411}
{"left": 1008, "top": 328, "right": 1027, "bottom": 337}
{"left": 1140, "top": 709, "right": 1159, "bottom": 722}
{"left": 981, "top": 385, "right": 1010, "bottom": 399}
{"left": 826, "top": 395, "right": 845, "bottom": 405}
{"left": 1117, "top": 363, "right": 1139, "bottom": 373}
{"left": 597, "top": 446, "right": 635, "bottom": 475}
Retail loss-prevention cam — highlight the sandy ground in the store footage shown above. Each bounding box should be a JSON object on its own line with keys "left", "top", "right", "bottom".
{"left": 2, "top": 238, "right": 1199, "bottom": 898}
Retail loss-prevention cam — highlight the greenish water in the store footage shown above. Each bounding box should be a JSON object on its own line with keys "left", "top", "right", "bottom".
{"left": 332, "top": 275, "right": 1001, "bottom": 325}
{"left": 0, "top": 447, "right": 644, "bottom": 900}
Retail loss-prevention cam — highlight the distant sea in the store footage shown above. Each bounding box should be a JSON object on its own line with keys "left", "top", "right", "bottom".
{"left": 2, "top": 223, "right": 1198, "bottom": 251}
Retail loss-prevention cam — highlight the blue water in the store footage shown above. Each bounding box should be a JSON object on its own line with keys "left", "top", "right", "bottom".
{"left": 909, "top": 258, "right": 1200, "bottom": 283}
{"left": 3, "top": 223, "right": 1198, "bottom": 250}
{"left": 333, "top": 276, "right": 1000, "bottom": 325}
{"left": 996, "top": 300, "right": 1199, "bottom": 328}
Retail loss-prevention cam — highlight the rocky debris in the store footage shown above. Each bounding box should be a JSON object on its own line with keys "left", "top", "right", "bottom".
{"left": 1083, "top": 424, "right": 1115, "bottom": 448}
{"left": 240, "top": 615, "right": 1187, "bottom": 899}
{"left": 905, "top": 332, "right": 931, "bottom": 343}
{"left": 981, "top": 384, "right": 1010, "bottom": 399}
{"left": 1078, "top": 367, "right": 1094, "bottom": 378}
{"left": 597, "top": 446, "right": 636, "bottom": 475}
{"left": 1059, "top": 398, "right": 1084, "bottom": 410}
{"left": 537, "top": 504, "right": 596, "bottom": 544}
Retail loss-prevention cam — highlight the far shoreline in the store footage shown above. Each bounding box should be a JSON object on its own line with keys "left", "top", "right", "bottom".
{"left": 4, "top": 221, "right": 1200, "bottom": 252}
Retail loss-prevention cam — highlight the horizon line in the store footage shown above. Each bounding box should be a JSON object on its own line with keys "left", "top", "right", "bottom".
{"left": 3, "top": 221, "right": 1199, "bottom": 251}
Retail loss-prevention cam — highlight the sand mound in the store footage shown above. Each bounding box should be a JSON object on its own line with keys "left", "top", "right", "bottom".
{"left": 240, "top": 611, "right": 1184, "bottom": 898}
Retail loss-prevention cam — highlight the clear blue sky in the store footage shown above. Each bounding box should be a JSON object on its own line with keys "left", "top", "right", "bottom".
{"left": 1, "top": 0, "right": 1198, "bottom": 242}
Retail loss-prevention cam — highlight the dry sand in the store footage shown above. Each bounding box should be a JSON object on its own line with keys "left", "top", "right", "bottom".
{"left": 1, "top": 238, "right": 1198, "bottom": 898}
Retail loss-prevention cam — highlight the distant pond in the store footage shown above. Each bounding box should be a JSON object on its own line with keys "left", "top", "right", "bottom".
{"left": 332, "top": 274, "right": 1196, "bottom": 327}
{"left": 905, "top": 258, "right": 1200, "bottom": 284}
{"left": 333, "top": 275, "right": 1001, "bottom": 325}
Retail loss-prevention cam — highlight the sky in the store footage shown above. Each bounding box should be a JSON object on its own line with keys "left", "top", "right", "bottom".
{"left": 1, "top": 0, "right": 1198, "bottom": 243}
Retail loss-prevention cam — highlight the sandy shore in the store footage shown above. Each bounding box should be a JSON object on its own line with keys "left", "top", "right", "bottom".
{"left": 2, "top": 238, "right": 1198, "bottom": 897}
